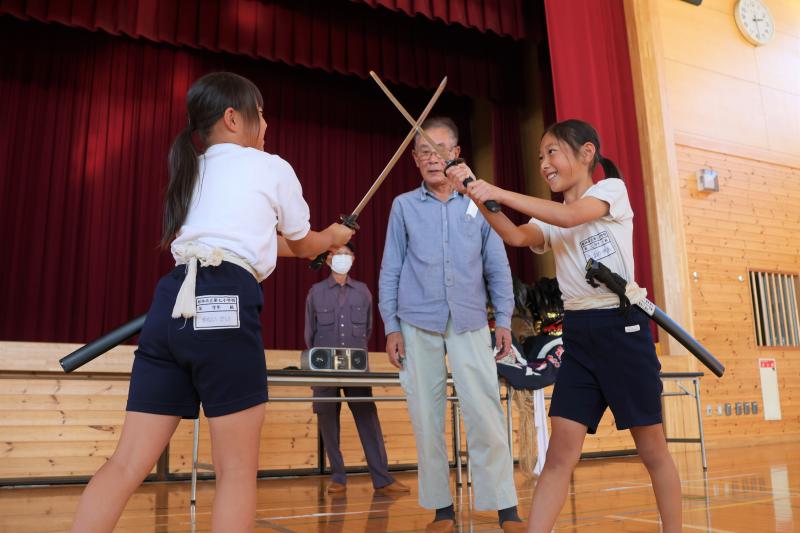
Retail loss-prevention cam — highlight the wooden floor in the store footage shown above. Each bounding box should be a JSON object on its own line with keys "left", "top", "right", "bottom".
{"left": 1, "top": 442, "right": 798, "bottom": 532}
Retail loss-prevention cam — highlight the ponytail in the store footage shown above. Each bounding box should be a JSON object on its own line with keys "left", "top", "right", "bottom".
{"left": 161, "top": 127, "right": 198, "bottom": 249}
{"left": 159, "top": 72, "right": 264, "bottom": 249}
{"left": 598, "top": 155, "right": 622, "bottom": 181}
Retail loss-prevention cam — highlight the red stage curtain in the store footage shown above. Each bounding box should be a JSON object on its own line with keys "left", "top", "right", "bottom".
{"left": 543, "top": 0, "right": 654, "bottom": 305}
{"left": 0, "top": 0, "right": 523, "bottom": 101}
{"left": 352, "top": 0, "right": 525, "bottom": 39}
{"left": 0, "top": 17, "right": 474, "bottom": 350}
{"left": 491, "top": 103, "right": 536, "bottom": 283}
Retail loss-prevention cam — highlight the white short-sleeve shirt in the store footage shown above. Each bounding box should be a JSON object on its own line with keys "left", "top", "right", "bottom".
{"left": 528, "top": 178, "right": 635, "bottom": 304}
{"left": 171, "top": 143, "right": 311, "bottom": 280}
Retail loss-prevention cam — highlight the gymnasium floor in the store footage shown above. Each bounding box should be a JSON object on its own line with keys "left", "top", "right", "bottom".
{"left": 1, "top": 442, "right": 797, "bottom": 532}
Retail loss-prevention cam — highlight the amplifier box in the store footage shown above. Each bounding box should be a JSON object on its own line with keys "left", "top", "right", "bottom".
{"left": 301, "top": 347, "right": 369, "bottom": 372}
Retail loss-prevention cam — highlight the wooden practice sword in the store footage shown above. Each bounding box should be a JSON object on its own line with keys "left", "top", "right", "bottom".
{"left": 308, "top": 75, "right": 449, "bottom": 269}
{"left": 369, "top": 70, "right": 501, "bottom": 213}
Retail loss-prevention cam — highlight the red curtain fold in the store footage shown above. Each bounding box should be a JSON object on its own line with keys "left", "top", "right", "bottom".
{"left": 543, "top": 0, "right": 654, "bottom": 309}
{"left": 0, "top": 17, "right": 474, "bottom": 350}
{"left": 352, "top": 0, "right": 525, "bottom": 39}
{"left": 0, "top": 0, "right": 523, "bottom": 101}
{"left": 491, "top": 103, "right": 536, "bottom": 284}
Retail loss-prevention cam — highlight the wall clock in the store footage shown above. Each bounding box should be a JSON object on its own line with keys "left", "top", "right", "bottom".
{"left": 734, "top": 0, "right": 775, "bottom": 46}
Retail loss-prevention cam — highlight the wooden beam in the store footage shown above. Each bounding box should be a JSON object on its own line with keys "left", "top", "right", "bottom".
{"left": 623, "top": 0, "right": 694, "bottom": 361}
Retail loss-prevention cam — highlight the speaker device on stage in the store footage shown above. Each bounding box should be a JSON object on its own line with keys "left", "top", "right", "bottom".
{"left": 300, "top": 347, "right": 369, "bottom": 372}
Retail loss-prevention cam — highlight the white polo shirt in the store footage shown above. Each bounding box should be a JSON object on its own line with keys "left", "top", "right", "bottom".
{"left": 528, "top": 178, "right": 635, "bottom": 305}
{"left": 171, "top": 143, "right": 311, "bottom": 280}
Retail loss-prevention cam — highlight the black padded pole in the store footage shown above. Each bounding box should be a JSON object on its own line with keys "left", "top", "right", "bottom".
{"left": 59, "top": 314, "right": 147, "bottom": 372}
{"left": 585, "top": 259, "right": 724, "bottom": 377}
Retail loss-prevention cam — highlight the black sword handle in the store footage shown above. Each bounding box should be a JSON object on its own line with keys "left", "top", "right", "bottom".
{"left": 585, "top": 258, "right": 632, "bottom": 314}
{"left": 59, "top": 314, "right": 147, "bottom": 372}
{"left": 445, "top": 158, "right": 501, "bottom": 213}
{"left": 309, "top": 214, "right": 360, "bottom": 270}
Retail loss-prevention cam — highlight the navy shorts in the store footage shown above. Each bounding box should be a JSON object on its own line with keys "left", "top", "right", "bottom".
{"left": 549, "top": 307, "right": 662, "bottom": 433}
{"left": 127, "top": 262, "right": 268, "bottom": 419}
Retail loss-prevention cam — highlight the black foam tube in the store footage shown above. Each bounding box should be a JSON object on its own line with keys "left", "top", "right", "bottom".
{"left": 646, "top": 303, "right": 725, "bottom": 378}
{"left": 59, "top": 314, "right": 147, "bottom": 372}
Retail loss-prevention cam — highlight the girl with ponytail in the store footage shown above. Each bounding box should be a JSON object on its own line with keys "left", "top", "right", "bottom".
{"left": 71, "top": 72, "right": 353, "bottom": 533}
{"left": 447, "top": 119, "right": 681, "bottom": 533}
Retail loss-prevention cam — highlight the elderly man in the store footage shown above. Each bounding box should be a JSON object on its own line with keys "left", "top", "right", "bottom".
{"left": 378, "top": 117, "right": 524, "bottom": 533}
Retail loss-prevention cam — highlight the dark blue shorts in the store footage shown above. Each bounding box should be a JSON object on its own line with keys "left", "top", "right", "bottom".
{"left": 549, "top": 307, "right": 662, "bottom": 434}
{"left": 127, "top": 262, "right": 268, "bottom": 419}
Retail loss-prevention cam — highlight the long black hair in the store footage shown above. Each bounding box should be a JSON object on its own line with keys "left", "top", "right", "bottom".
{"left": 543, "top": 119, "right": 622, "bottom": 180}
{"left": 161, "top": 72, "right": 264, "bottom": 248}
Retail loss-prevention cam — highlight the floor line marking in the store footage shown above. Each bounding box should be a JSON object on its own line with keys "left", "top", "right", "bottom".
{"left": 606, "top": 514, "right": 735, "bottom": 533}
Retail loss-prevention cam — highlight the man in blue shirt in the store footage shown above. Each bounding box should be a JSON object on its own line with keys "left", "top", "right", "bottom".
{"left": 378, "top": 117, "right": 524, "bottom": 533}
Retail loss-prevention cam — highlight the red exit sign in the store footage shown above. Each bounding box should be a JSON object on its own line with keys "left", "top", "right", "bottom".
{"left": 760, "top": 359, "right": 776, "bottom": 369}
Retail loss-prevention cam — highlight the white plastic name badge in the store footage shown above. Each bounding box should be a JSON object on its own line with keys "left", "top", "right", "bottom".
{"left": 194, "top": 295, "right": 240, "bottom": 330}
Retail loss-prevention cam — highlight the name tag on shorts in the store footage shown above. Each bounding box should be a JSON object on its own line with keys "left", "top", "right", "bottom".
{"left": 625, "top": 324, "right": 640, "bottom": 333}
{"left": 194, "top": 295, "right": 240, "bottom": 330}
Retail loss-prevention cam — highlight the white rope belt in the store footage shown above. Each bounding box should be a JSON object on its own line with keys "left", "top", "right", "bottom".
{"left": 172, "top": 243, "right": 260, "bottom": 319}
{"left": 563, "top": 282, "right": 647, "bottom": 311}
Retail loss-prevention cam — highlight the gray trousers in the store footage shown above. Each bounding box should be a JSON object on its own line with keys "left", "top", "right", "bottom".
{"left": 399, "top": 318, "right": 518, "bottom": 510}
{"left": 312, "top": 386, "right": 394, "bottom": 488}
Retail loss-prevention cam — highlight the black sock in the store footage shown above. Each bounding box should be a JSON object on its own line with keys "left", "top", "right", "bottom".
{"left": 434, "top": 504, "right": 455, "bottom": 522}
{"left": 498, "top": 505, "right": 521, "bottom": 525}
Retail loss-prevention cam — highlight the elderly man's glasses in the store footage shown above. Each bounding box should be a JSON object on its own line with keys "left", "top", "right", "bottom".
{"left": 415, "top": 146, "right": 456, "bottom": 161}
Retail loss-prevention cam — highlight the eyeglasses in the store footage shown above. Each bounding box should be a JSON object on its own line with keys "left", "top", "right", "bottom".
{"left": 415, "top": 146, "right": 455, "bottom": 161}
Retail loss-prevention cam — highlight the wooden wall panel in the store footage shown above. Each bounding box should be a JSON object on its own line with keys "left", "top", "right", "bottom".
{"left": 2, "top": 339, "right": 641, "bottom": 481}
{"left": 623, "top": 0, "right": 800, "bottom": 452}
{"left": 656, "top": 0, "right": 800, "bottom": 158}
{"left": 677, "top": 144, "right": 800, "bottom": 446}
{"left": 0, "top": 343, "right": 532, "bottom": 480}
{"left": 659, "top": 0, "right": 760, "bottom": 83}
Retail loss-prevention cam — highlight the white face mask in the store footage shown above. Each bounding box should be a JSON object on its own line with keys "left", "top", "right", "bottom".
{"left": 330, "top": 254, "right": 354, "bottom": 275}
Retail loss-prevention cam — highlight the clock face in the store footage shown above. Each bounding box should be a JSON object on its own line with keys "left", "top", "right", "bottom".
{"left": 735, "top": 0, "right": 775, "bottom": 46}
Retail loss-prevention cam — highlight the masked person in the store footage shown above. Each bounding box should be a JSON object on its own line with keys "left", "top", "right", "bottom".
{"left": 305, "top": 243, "right": 410, "bottom": 495}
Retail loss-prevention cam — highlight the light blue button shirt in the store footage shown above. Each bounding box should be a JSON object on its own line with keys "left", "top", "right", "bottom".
{"left": 378, "top": 183, "right": 513, "bottom": 335}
